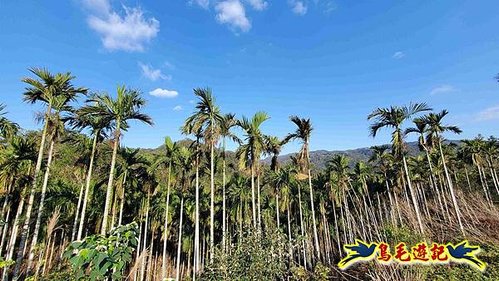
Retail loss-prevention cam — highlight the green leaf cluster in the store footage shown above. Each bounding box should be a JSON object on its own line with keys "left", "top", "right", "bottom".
{"left": 63, "top": 222, "right": 138, "bottom": 280}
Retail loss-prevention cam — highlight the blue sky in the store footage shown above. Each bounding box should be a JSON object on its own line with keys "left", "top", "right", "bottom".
{"left": 0, "top": 0, "right": 498, "bottom": 154}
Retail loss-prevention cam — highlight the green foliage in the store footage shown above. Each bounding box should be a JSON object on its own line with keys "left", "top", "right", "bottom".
{"left": 0, "top": 257, "right": 14, "bottom": 269}
{"left": 63, "top": 222, "right": 138, "bottom": 280}
{"left": 382, "top": 225, "right": 425, "bottom": 246}
{"left": 428, "top": 244, "right": 499, "bottom": 281}
{"left": 201, "top": 228, "right": 290, "bottom": 280}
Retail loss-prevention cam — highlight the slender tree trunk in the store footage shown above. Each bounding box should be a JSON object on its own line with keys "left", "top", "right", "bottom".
{"left": 140, "top": 195, "right": 150, "bottom": 281}
{"left": 135, "top": 215, "right": 143, "bottom": 281}
{"left": 257, "top": 173, "right": 261, "bottom": 229}
{"left": 78, "top": 133, "right": 98, "bottom": 240}
{"left": 118, "top": 171, "right": 127, "bottom": 227}
{"left": 275, "top": 193, "right": 280, "bottom": 229}
{"left": 209, "top": 136, "right": 215, "bottom": 264}
{"left": 71, "top": 182, "right": 84, "bottom": 241}
{"left": 251, "top": 164, "right": 256, "bottom": 228}
{"left": 101, "top": 127, "right": 120, "bottom": 235}
{"left": 307, "top": 167, "right": 320, "bottom": 261}
{"left": 147, "top": 227, "right": 155, "bottom": 281}
{"left": 176, "top": 197, "right": 184, "bottom": 281}
{"left": 162, "top": 163, "right": 171, "bottom": 281}
{"left": 13, "top": 105, "right": 51, "bottom": 280}
{"left": 27, "top": 139, "right": 56, "bottom": 274}
{"left": 287, "top": 201, "right": 292, "bottom": 259}
{"left": 0, "top": 206, "right": 10, "bottom": 257}
{"left": 438, "top": 141, "right": 465, "bottom": 236}
{"left": 222, "top": 140, "right": 227, "bottom": 253}
{"left": 424, "top": 149, "right": 447, "bottom": 218}
{"left": 402, "top": 155, "right": 425, "bottom": 235}
{"left": 297, "top": 185, "right": 307, "bottom": 270}
{"left": 2, "top": 193, "right": 25, "bottom": 281}
{"left": 487, "top": 157, "right": 499, "bottom": 195}
{"left": 194, "top": 152, "right": 200, "bottom": 275}
{"left": 464, "top": 166, "right": 472, "bottom": 191}
{"left": 0, "top": 188, "right": 12, "bottom": 257}
{"left": 331, "top": 199, "right": 341, "bottom": 254}
{"left": 477, "top": 163, "right": 492, "bottom": 205}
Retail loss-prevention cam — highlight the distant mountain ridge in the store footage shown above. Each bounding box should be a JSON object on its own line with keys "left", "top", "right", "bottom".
{"left": 263, "top": 140, "right": 461, "bottom": 169}
{"left": 140, "top": 139, "right": 461, "bottom": 170}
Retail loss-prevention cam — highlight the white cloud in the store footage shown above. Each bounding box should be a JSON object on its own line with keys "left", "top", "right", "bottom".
{"left": 139, "top": 62, "right": 171, "bottom": 81}
{"left": 290, "top": 1, "right": 307, "bottom": 15}
{"left": 430, "top": 85, "right": 455, "bottom": 95}
{"left": 189, "top": 0, "right": 210, "bottom": 9}
{"left": 215, "top": 0, "right": 251, "bottom": 32}
{"left": 149, "top": 88, "right": 179, "bottom": 98}
{"left": 84, "top": 0, "right": 159, "bottom": 52}
{"left": 173, "top": 105, "right": 183, "bottom": 111}
{"left": 83, "top": 0, "right": 110, "bottom": 14}
{"left": 247, "top": 0, "right": 268, "bottom": 11}
{"left": 392, "top": 51, "right": 405, "bottom": 59}
{"left": 476, "top": 105, "right": 499, "bottom": 121}
{"left": 322, "top": 0, "right": 337, "bottom": 14}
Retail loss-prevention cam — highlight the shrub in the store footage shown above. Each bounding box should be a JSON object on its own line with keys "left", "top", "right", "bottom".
{"left": 63, "top": 222, "right": 138, "bottom": 281}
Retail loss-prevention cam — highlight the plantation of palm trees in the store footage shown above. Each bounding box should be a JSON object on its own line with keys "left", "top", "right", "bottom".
{"left": 1, "top": 68, "right": 499, "bottom": 280}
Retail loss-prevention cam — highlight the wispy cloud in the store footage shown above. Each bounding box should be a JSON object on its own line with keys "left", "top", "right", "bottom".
{"left": 392, "top": 51, "right": 405, "bottom": 59}
{"left": 476, "top": 105, "right": 499, "bottom": 121}
{"left": 246, "top": 0, "right": 268, "bottom": 11}
{"left": 139, "top": 62, "right": 171, "bottom": 81}
{"left": 83, "top": 0, "right": 159, "bottom": 52}
{"left": 149, "top": 88, "right": 179, "bottom": 98}
{"left": 189, "top": 0, "right": 210, "bottom": 9}
{"left": 322, "top": 0, "right": 337, "bottom": 14}
{"left": 290, "top": 1, "right": 307, "bottom": 15}
{"left": 215, "top": 0, "right": 251, "bottom": 32}
{"left": 173, "top": 105, "right": 183, "bottom": 111}
{"left": 430, "top": 85, "right": 455, "bottom": 95}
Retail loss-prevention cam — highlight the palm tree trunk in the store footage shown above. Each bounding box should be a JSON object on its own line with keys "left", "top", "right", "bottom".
{"left": 140, "top": 195, "right": 150, "bottom": 281}
{"left": 209, "top": 139, "right": 215, "bottom": 264}
{"left": 331, "top": 199, "right": 341, "bottom": 254}
{"left": 477, "top": 163, "right": 492, "bottom": 205}
{"left": 101, "top": 127, "right": 120, "bottom": 235}
{"left": 176, "top": 197, "right": 184, "bottom": 281}
{"left": 297, "top": 184, "right": 307, "bottom": 270}
{"left": 162, "top": 163, "right": 171, "bottom": 280}
{"left": 307, "top": 168, "right": 320, "bottom": 261}
{"left": 0, "top": 206, "right": 10, "bottom": 257}
{"left": 2, "top": 193, "right": 25, "bottom": 281}
{"left": 251, "top": 164, "right": 256, "bottom": 228}
{"left": 135, "top": 215, "right": 143, "bottom": 281}
{"left": 78, "top": 133, "right": 98, "bottom": 240}
{"left": 118, "top": 170, "right": 127, "bottom": 227}
{"left": 287, "top": 202, "right": 292, "bottom": 259}
{"left": 275, "top": 193, "right": 280, "bottom": 229}
{"left": 424, "top": 150, "right": 447, "bottom": 218}
{"left": 464, "top": 166, "right": 472, "bottom": 191}
{"left": 257, "top": 173, "right": 261, "bottom": 229}
{"left": 0, "top": 183, "right": 12, "bottom": 251}
{"left": 26, "top": 139, "right": 56, "bottom": 274}
{"left": 402, "top": 155, "right": 425, "bottom": 235}
{"left": 438, "top": 141, "right": 465, "bottom": 236}
{"left": 194, "top": 153, "right": 200, "bottom": 275}
{"left": 487, "top": 157, "right": 499, "bottom": 195}
{"left": 222, "top": 141, "right": 227, "bottom": 253}
{"left": 13, "top": 105, "right": 51, "bottom": 280}
{"left": 71, "top": 182, "right": 84, "bottom": 241}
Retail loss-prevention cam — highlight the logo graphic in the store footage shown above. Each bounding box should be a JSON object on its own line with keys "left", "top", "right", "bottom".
{"left": 338, "top": 240, "right": 486, "bottom": 271}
